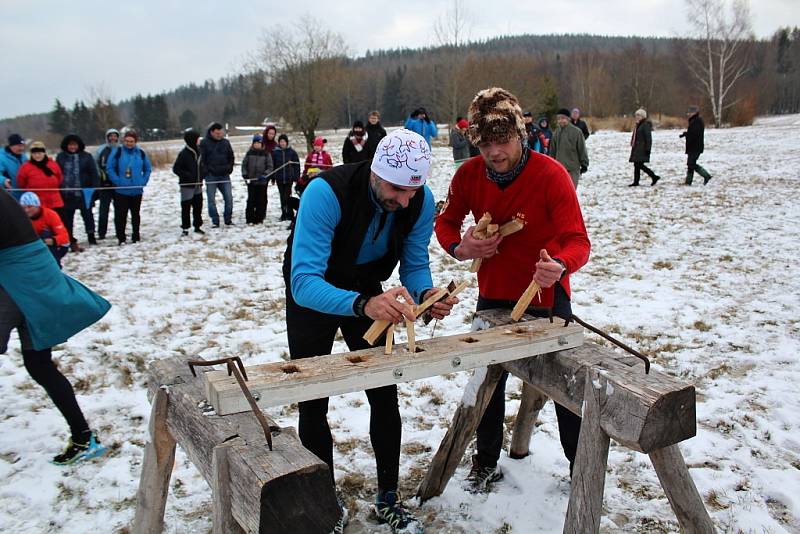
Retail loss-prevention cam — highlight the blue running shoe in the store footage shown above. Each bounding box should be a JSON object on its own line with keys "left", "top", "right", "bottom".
{"left": 374, "top": 490, "right": 423, "bottom": 534}
{"left": 51, "top": 432, "right": 107, "bottom": 466}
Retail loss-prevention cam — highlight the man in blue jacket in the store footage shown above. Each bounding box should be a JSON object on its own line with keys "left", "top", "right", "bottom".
{"left": 0, "top": 134, "right": 28, "bottom": 200}
{"left": 200, "top": 122, "right": 235, "bottom": 227}
{"left": 404, "top": 108, "right": 438, "bottom": 148}
{"left": 56, "top": 134, "right": 100, "bottom": 248}
{"left": 283, "top": 128, "right": 455, "bottom": 534}
{"left": 106, "top": 130, "right": 151, "bottom": 244}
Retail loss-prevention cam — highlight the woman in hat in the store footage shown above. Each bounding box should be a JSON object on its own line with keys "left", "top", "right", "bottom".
{"left": 628, "top": 108, "right": 661, "bottom": 187}
{"left": 17, "top": 141, "right": 64, "bottom": 211}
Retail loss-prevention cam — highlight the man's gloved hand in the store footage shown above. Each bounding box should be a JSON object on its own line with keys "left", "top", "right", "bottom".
{"left": 679, "top": 132, "right": 686, "bottom": 138}
{"left": 580, "top": 165, "right": 588, "bottom": 174}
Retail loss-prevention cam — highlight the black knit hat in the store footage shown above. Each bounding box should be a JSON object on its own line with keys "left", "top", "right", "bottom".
{"left": 556, "top": 108, "right": 571, "bottom": 118}
{"left": 278, "top": 134, "right": 289, "bottom": 144}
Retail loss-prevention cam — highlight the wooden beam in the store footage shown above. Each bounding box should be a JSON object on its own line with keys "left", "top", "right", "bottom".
{"left": 509, "top": 383, "right": 548, "bottom": 459}
{"left": 132, "top": 387, "right": 177, "bottom": 534}
{"left": 649, "top": 445, "right": 716, "bottom": 533}
{"left": 564, "top": 369, "right": 611, "bottom": 534}
{"left": 203, "top": 319, "right": 583, "bottom": 415}
{"left": 145, "top": 357, "right": 340, "bottom": 533}
{"left": 417, "top": 365, "right": 505, "bottom": 502}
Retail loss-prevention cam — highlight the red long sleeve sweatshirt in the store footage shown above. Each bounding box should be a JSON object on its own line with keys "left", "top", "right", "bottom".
{"left": 435, "top": 151, "right": 591, "bottom": 307}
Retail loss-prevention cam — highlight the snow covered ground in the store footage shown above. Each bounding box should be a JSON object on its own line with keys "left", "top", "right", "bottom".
{"left": 1, "top": 115, "right": 799, "bottom": 533}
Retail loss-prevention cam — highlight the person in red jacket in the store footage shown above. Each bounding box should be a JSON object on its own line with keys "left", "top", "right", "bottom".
{"left": 298, "top": 136, "right": 333, "bottom": 195}
{"left": 19, "top": 192, "right": 70, "bottom": 268}
{"left": 16, "top": 141, "right": 64, "bottom": 210}
{"left": 435, "top": 87, "right": 591, "bottom": 492}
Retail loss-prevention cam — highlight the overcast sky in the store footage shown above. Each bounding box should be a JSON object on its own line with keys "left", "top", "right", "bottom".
{"left": 1, "top": 0, "right": 798, "bottom": 120}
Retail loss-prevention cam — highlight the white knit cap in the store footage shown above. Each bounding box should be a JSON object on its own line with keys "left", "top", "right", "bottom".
{"left": 370, "top": 128, "right": 431, "bottom": 187}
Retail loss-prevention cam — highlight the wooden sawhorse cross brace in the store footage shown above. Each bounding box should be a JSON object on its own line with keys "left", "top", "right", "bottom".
{"left": 418, "top": 310, "right": 716, "bottom": 533}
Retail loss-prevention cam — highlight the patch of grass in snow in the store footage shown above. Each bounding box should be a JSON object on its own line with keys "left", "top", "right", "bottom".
{"left": 338, "top": 471, "right": 369, "bottom": 498}
{"left": 402, "top": 441, "right": 432, "bottom": 455}
{"left": 652, "top": 260, "right": 674, "bottom": 270}
{"left": 335, "top": 436, "right": 369, "bottom": 454}
{"left": 416, "top": 383, "right": 445, "bottom": 406}
{"left": 693, "top": 320, "right": 712, "bottom": 332}
{"left": 705, "top": 488, "right": 729, "bottom": 510}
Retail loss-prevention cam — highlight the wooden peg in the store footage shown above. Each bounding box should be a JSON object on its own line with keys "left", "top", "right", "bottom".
{"left": 511, "top": 278, "right": 541, "bottom": 321}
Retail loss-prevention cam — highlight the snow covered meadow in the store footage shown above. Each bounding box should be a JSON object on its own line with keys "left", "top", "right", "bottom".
{"left": 0, "top": 116, "right": 798, "bottom": 533}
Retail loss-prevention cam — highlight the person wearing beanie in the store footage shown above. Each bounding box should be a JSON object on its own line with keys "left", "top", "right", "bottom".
{"left": 55, "top": 134, "right": 101, "bottom": 249}
{"left": 172, "top": 129, "right": 205, "bottom": 236}
{"left": 448, "top": 116, "right": 471, "bottom": 164}
{"left": 17, "top": 142, "right": 64, "bottom": 211}
{"left": 0, "top": 133, "right": 28, "bottom": 200}
{"left": 364, "top": 111, "right": 387, "bottom": 159}
{"left": 628, "top": 108, "right": 661, "bottom": 187}
{"left": 404, "top": 107, "right": 438, "bottom": 147}
{"left": 200, "top": 122, "right": 235, "bottom": 227}
{"left": 680, "top": 105, "right": 712, "bottom": 185}
{"left": 106, "top": 130, "right": 151, "bottom": 244}
{"left": 536, "top": 117, "right": 553, "bottom": 155}
{"left": 342, "top": 120, "right": 370, "bottom": 164}
{"left": 284, "top": 128, "right": 455, "bottom": 533}
{"left": 571, "top": 108, "right": 591, "bottom": 139}
{"left": 299, "top": 137, "right": 333, "bottom": 195}
{"left": 241, "top": 134, "right": 274, "bottom": 224}
{"left": 93, "top": 128, "right": 121, "bottom": 240}
{"left": 19, "top": 191, "right": 70, "bottom": 267}
{"left": 0, "top": 187, "right": 110, "bottom": 465}
{"left": 435, "top": 86, "right": 590, "bottom": 492}
{"left": 523, "top": 112, "right": 545, "bottom": 154}
{"left": 550, "top": 108, "right": 589, "bottom": 188}
{"left": 272, "top": 134, "right": 301, "bottom": 223}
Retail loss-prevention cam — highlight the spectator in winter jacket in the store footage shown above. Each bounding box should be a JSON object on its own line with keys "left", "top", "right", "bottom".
{"left": 19, "top": 192, "right": 70, "bottom": 267}
{"left": 106, "top": 129, "right": 151, "bottom": 244}
{"left": 0, "top": 187, "right": 109, "bottom": 465}
{"left": 628, "top": 108, "right": 661, "bottom": 187}
{"left": 571, "top": 108, "right": 591, "bottom": 139}
{"left": 680, "top": 105, "right": 712, "bottom": 186}
{"left": 272, "top": 134, "right": 300, "bottom": 222}
{"left": 342, "top": 121, "right": 370, "bottom": 164}
{"left": 404, "top": 107, "right": 438, "bottom": 147}
{"left": 550, "top": 109, "right": 589, "bottom": 189}
{"left": 364, "top": 111, "right": 387, "bottom": 159}
{"left": 435, "top": 87, "right": 589, "bottom": 490}
{"left": 449, "top": 118, "right": 470, "bottom": 163}
{"left": 200, "top": 122, "right": 235, "bottom": 227}
{"left": 523, "top": 112, "right": 543, "bottom": 153}
{"left": 299, "top": 137, "right": 333, "bottom": 194}
{"left": 17, "top": 141, "right": 64, "bottom": 210}
{"left": 172, "top": 129, "right": 205, "bottom": 235}
{"left": 284, "top": 128, "right": 454, "bottom": 533}
{"left": 241, "top": 134, "right": 274, "bottom": 224}
{"left": 537, "top": 117, "right": 553, "bottom": 154}
{"left": 56, "top": 134, "right": 100, "bottom": 248}
{"left": 93, "top": 128, "right": 120, "bottom": 240}
{"left": 262, "top": 124, "right": 278, "bottom": 154}
{"left": 0, "top": 134, "right": 28, "bottom": 200}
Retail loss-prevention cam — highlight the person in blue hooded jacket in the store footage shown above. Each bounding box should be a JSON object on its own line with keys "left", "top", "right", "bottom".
{"left": 0, "top": 134, "right": 28, "bottom": 200}
{"left": 403, "top": 108, "right": 438, "bottom": 147}
{"left": 106, "top": 129, "right": 151, "bottom": 244}
{"left": 0, "top": 187, "right": 110, "bottom": 465}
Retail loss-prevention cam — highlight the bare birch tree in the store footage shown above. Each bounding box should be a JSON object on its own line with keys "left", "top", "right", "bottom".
{"left": 433, "top": 0, "right": 472, "bottom": 121}
{"left": 250, "top": 18, "right": 349, "bottom": 151}
{"left": 685, "top": 0, "right": 754, "bottom": 127}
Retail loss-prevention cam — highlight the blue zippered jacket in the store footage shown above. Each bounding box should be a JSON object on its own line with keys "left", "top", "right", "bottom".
{"left": 106, "top": 146, "right": 151, "bottom": 196}
{"left": 291, "top": 177, "right": 435, "bottom": 316}
{"left": 0, "top": 147, "right": 28, "bottom": 200}
{"left": 403, "top": 117, "right": 438, "bottom": 147}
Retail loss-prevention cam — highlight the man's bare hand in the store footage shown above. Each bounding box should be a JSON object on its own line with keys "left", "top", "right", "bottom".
{"left": 533, "top": 249, "right": 565, "bottom": 288}
{"left": 3, "top": 178, "right": 10, "bottom": 190}
{"left": 364, "top": 287, "right": 417, "bottom": 324}
{"left": 454, "top": 226, "right": 503, "bottom": 261}
{"left": 424, "top": 289, "right": 459, "bottom": 321}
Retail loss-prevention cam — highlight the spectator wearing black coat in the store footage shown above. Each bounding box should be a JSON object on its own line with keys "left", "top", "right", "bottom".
{"left": 571, "top": 108, "right": 591, "bottom": 139}
{"left": 364, "top": 111, "right": 387, "bottom": 159}
{"left": 342, "top": 121, "right": 370, "bottom": 164}
{"left": 241, "top": 135, "right": 274, "bottom": 224}
{"left": 680, "top": 106, "right": 712, "bottom": 185}
{"left": 272, "top": 134, "right": 300, "bottom": 222}
{"left": 628, "top": 108, "right": 661, "bottom": 187}
{"left": 200, "top": 122, "right": 235, "bottom": 227}
{"left": 55, "top": 134, "right": 100, "bottom": 249}
{"left": 172, "top": 129, "right": 205, "bottom": 235}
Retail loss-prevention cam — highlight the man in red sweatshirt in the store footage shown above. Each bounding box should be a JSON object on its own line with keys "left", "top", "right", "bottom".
{"left": 20, "top": 192, "right": 70, "bottom": 268}
{"left": 435, "top": 87, "right": 591, "bottom": 492}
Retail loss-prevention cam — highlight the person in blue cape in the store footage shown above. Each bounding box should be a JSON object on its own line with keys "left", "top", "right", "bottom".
{"left": 0, "top": 188, "right": 111, "bottom": 465}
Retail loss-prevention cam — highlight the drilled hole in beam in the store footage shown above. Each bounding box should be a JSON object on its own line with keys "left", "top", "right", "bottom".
{"left": 281, "top": 364, "right": 301, "bottom": 374}
{"left": 460, "top": 337, "right": 479, "bottom": 343}
{"left": 347, "top": 355, "right": 366, "bottom": 364}
{"left": 512, "top": 327, "right": 527, "bottom": 334}
{"left": 414, "top": 347, "right": 425, "bottom": 353}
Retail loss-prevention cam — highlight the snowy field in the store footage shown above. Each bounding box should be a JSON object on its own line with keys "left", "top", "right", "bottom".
{"left": 1, "top": 115, "right": 799, "bottom": 533}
